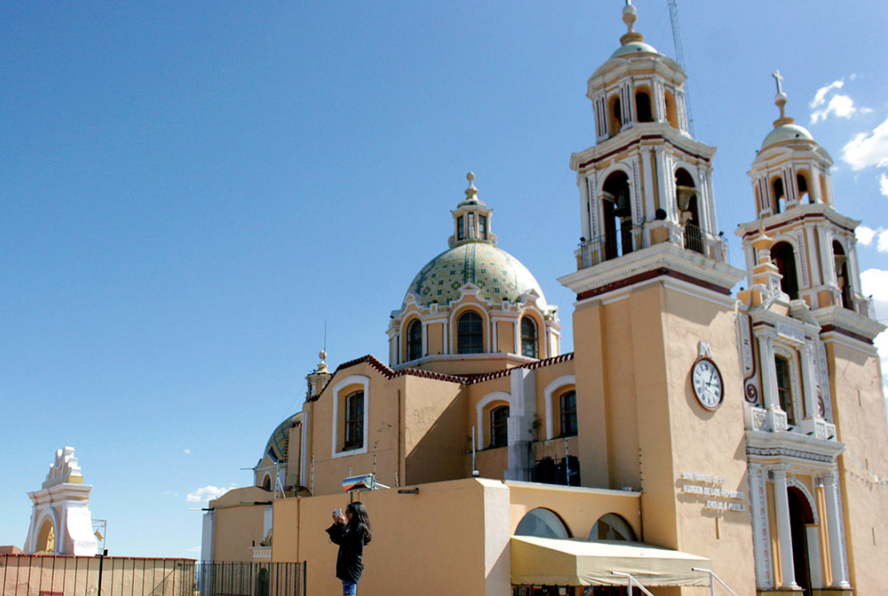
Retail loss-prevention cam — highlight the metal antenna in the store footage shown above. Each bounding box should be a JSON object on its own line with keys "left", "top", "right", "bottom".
{"left": 668, "top": 0, "right": 695, "bottom": 136}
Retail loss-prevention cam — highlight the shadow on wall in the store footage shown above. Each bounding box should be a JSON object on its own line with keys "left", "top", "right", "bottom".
{"left": 404, "top": 385, "right": 467, "bottom": 486}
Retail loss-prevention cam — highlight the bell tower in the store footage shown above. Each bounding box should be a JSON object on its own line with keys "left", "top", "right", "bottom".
{"left": 566, "top": 1, "right": 729, "bottom": 273}
{"left": 736, "top": 75, "right": 888, "bottom": 595}
{"left": 559, "top": 4, "right": 754, "bottom": 593}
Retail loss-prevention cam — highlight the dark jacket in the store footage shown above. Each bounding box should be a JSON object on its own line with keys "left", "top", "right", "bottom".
{"left": 326, "top": 522, "right": 369, "bottom": 583}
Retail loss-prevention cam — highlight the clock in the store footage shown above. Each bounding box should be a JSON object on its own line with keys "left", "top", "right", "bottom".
{"left": 691, "top": 357, "right": 724, "bottom": 411}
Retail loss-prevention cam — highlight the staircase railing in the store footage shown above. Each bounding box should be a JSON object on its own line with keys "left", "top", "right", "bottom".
{"left": 693, "top": 567, "right": 740, "bottom": 596}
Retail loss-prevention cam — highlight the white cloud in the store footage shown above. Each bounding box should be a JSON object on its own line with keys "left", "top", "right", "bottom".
{"left": 186, "top": 485, "right": 231, "bottom": 503}
{"left": 856, "top": 227, "right": 888, "bottom": 252}
{"left": 858, "top": 226, "right": 877, "bottom": 246}
{"left": 881, "top": 174, "right": 888, "bottom": 198}
{"left": 861, "top": 268, "right": 888, "bottom": 305}
{"left": 842, "top": 116, "right": 888, "bottom": 171}
{"left": 185, "top": 547, "right": 201, "bottom": 554}
{"left": 183, "top": 449, "right": 191, "bottom": 455}
{"left": 809, "top": 79, "right": 871, "bottom": 124}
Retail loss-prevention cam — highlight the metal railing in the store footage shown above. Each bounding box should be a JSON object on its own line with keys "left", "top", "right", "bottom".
{"left": 683, "top": 222, "right": 704, "bottom": 255}
{"left": 693, "top": 567, "right": 739, "bottom": 596}
{"left": 1, "top": 557, "right": 305, "bottom": 596}
{"left": 1, "top": 555, "right": 195, "bottom": 596}
{"left": 197, "top": 562, "right": 305, "bottom": 596}
{"left": 611, "top": 571, "right": 655, "bottom": 596}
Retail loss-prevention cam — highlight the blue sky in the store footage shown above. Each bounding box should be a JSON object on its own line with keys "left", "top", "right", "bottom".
{"left": 2, "top": 1, "right": 887, "bottom": 557}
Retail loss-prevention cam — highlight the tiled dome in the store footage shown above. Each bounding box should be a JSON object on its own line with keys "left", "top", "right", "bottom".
{"left": 404, "top": 241, "right": 546, "bottom": 308}
{"left": 264, "top": 413, "right": 300, "bottom": 463}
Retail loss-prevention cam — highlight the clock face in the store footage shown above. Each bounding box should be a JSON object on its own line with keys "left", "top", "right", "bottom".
{"left": 692, "top": 358, "right": 723, "bottom": 411}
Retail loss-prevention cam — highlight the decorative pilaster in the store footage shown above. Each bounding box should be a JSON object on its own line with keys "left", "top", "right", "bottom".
{"left": 821, "top": 472, "right": 850, "bottom": 588}
{"left": 799, "top": 344, "right": 820, "bottom": 420}
{"left": 749, "top": 463, "right": 774, "bottom": 588}
{"left": 771, "top": 465, "right": 798, "bottom": 589}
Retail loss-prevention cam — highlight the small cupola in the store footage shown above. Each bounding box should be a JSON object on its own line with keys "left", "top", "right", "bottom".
{"left": 749, "top": 71, "right": 835, "bottom": 217}
{"left": 586, "top": 1, "right": 690, "bottom": 143}
{"left": 449, "top": 172, "right": 497, "bottom": 248}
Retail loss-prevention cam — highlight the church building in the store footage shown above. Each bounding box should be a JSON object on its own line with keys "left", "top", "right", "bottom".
{"left": 202, "top": 4, "right": 888, "bottom": 595}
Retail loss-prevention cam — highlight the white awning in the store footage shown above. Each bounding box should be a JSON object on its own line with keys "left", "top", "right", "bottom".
{"left": 511, "top": 536, "right": 712, "bottom": 587}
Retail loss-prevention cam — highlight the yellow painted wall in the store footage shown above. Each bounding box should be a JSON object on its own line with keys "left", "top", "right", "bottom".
{"left": 660, "top": 284, "right": 756, "bottom": 595}
{"left": 210, "top": 486, "right": 273, "bottom": 562}
{"left": 427, "top": 322, "right": 444, "bottom": 355}
{"left": 507, "top": 482, "right": 640, "bottom": 540}
{"left": 825, "top": 338, "right": 888, "bottom": 595}
{"left": 402, "top": 375, "right": 465, "bottom": 485}
{"left": 497, "top": 320, "right": 514, "bottom": 353}
{"left": 308, "top": 363, "right": 401, "bottom": 494}
{"left": 272, "top": 478, "right": 511, "bottom": 596}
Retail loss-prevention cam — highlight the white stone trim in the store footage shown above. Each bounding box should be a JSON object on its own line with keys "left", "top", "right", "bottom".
{"left": 332, "top": 375, "right": 370, "bottom": 459}
{"left": 543, "top": 375, "right": 576, "bottom": 440}
{"left": 475, "top": 391, "right": 511, "bottom": 447}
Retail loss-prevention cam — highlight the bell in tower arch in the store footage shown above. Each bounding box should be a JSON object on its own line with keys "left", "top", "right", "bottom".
{"left": 613, "top": 188, "right": 632, "bottom": 218}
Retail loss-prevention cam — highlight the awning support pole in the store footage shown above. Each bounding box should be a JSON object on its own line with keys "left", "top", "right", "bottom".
{"left": 612, "top": 572, "right": 655, "bottom": 596}
{"left": 692, "top": 567, "right": 739, "bottom": 596}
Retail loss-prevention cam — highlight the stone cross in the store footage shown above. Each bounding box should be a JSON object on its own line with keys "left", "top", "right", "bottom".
{"left": 772, "top": 70, "right": 784, "bottom": 95}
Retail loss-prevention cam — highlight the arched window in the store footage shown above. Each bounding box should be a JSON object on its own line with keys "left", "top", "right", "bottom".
{"left": 262, "top": 474, "right": 272, "bottom": 491}
{"left": 589, "top": 513, "right": 636, "bottom": 542}
{"left": 490, "top": 405, "right": 509, "bottom": 448}
{"left": 773, "top": 177, "right": 786, "bottom": 214}
{"left": 771, "top": 242, "right": 799, "bottom": 300}
{"left": 635, "top": 91, "right": 653, "bottom": 123}
{"left": 559, "top": 391, "right": 577, "bottom": 437}
{"left": 457, "top": 216, "right": 465, "bottom": 240}
{"left": 406, "top": 319, "right": 422, "bottom": 361}
{"left": 833, "top": 241, "right": 853, "bottom": 309}
{"left": 775, "top": 355, "right": 795, "bottom": 425}
{"left": 457, "top": 311, "right": 484, "bottom": 354}
{"left": 515, "top": 508, "right": 571, "bottom": 539}
{"left": 344, "top": 390, "right": 364, "bottom": 449}
{"left": 521, "top": 316, "right": 538, "bottom": 358}
{"left": 602, "top": 171, "right": 633, "bottom": 261}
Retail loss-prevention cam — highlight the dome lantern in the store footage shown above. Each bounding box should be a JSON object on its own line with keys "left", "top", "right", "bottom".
{"left": 449, "top": 172, "right": 497, "bottom": 248}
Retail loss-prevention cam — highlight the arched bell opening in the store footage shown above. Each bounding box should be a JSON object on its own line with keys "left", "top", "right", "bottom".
{"left": 601, "top": 171, "right": 633, "bottom": 261}
{"left": 635, "top": 87, "right": 653, "bottom": 123}
{"left": 797, "top": 171, "right": 812, "bottom": 204}
{"left": 608, "top": 95, "right": 623, "bottom": 137}
{"left": 664, "top": 90, "right": 679, "bottom": 129}
{"left": 832, "top": 241, "right": 853, "bottom": 310}
{"left": 675, "top": 168, "right": 703, "bottom": 254}
{"left": 788, "top": 487, "right": 816, "bottom": 596}
{"left": 771, "top": 241, "right": 799, "bottom": 300}
{"left": 773, "top": 176, "right": 786, "bottom": 214}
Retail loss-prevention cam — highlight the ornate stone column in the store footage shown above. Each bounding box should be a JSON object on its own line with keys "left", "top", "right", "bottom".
{"left": 821, "top": 472, "right": 850, "bottom": 588}
{"left": 800, "top": 344, "right": 820, "bottom": 420}
{"left": 771, "top": 465, "right": 798, "bottom": 589}
{"left": 757, "top": 330, "right": 779, "bottom": 410}
{"left": 748, "top": 463, "right": 774, "bottom": 588}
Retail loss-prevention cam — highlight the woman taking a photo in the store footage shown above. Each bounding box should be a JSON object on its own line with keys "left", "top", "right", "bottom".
{"left": 326, "top": 502, "right": 372, "bottom": 596}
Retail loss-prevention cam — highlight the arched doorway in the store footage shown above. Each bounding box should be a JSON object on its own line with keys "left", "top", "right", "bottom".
{"left": 788, "top": 487, "right": 815, "bottom": 596}
{"left": 832, "top": 241, "right": 853, "bottom": 309}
